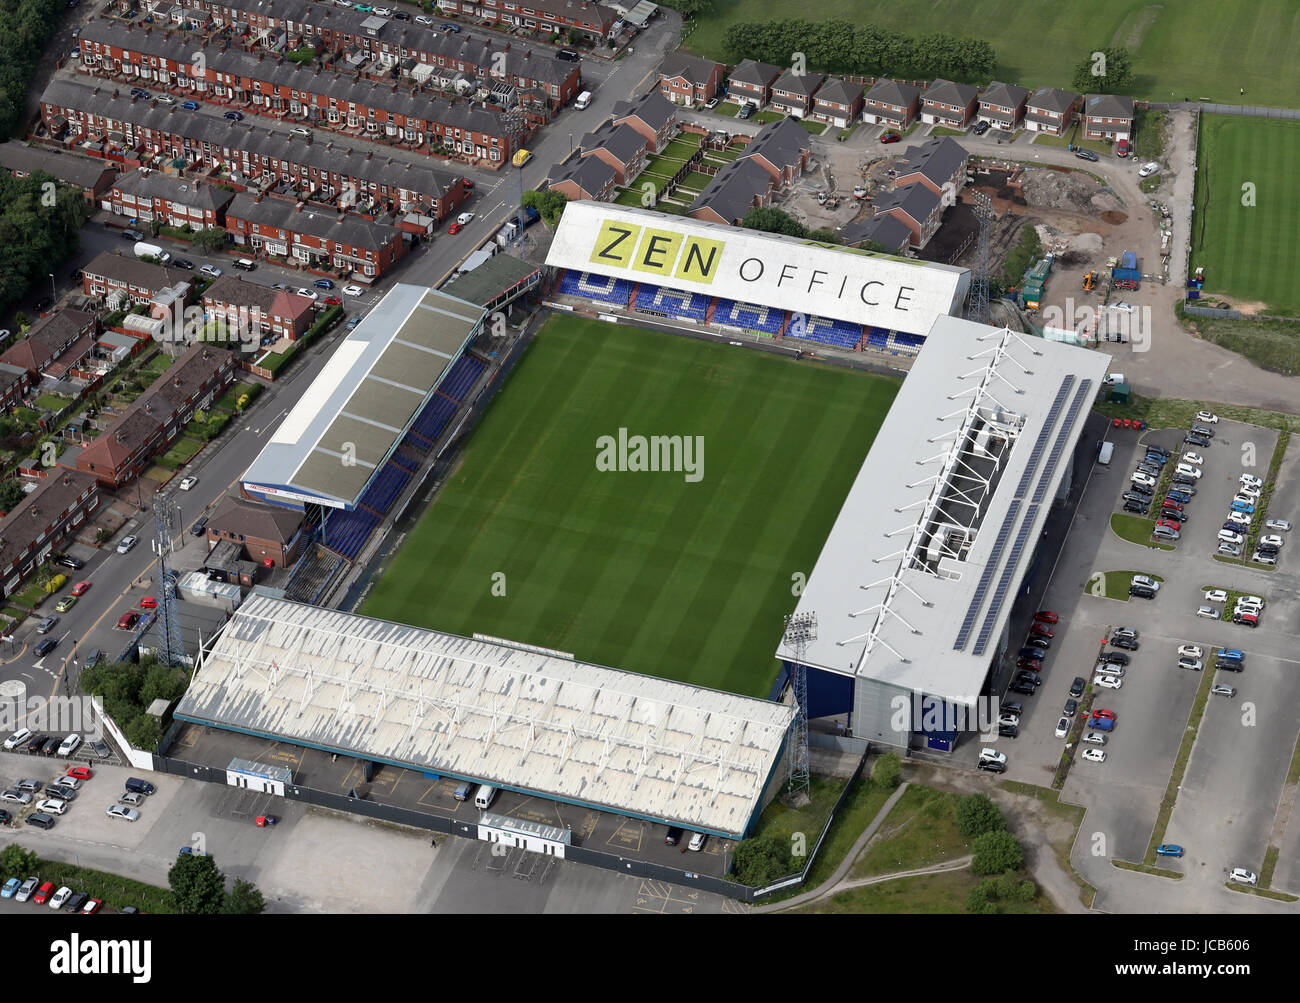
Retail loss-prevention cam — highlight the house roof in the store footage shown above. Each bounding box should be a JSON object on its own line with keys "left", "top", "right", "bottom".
{"left": 203, "top": 275, "right": 315, "bottom": 319}
{"left": 578, "top": 121, "right": 648, "bottom": 166}
{"left": 83, "top": 250, "right": 189, "bottom": 293}
{"left": 207, "top": 494, "right": 304, "bottom": 544}
{"left": 772, "top": 69, "right": 823, "bottom": 98}
{"left": 657, "top": 51, "right": 722, "bottom": 86}
{"left": 741, "top": 116, "right": 811, "bottom": 173}
{"left": 112, "top": 168, "right": 236, "bottom": 213}
{"left": 1026, "top": 86, "right": 1078, "bottom": 114}
{"left": 896, "top": 137, "right": 969, "bottom": 189}
{"left": 78, "top": 408, "right": 163, "bottom": 469}
{"left": 924, "top": 78, "right": 979, "bottom": 107}
{"left": 688, "top": 156, "right": 773, "bottom": 224}
{"left": 815, "top": 78, "right": 865, "bottom": 107}
{"left": 873, "top": 183, "right": 941, "bottom": 224}
{"left": 0, "top": 142, "right": 116, "bottom": 190}
{"left": 840, "top": 214, "right": 912, "bottom": 254}
{"left": 979, "top": 81, "right": 1029, "bottom": 109}
{"left": 864, "top": 78, "right": 920, "bottom": 108}
{"left": 0, "top": 471, "right": 99, "bottom": 570}
{"left": 728, "top": 58, "right": 782, "bottom": 88}
{"left": 0, "top": 309, "right": 95, "bottom": 372}
{"left": 226, "top": 194, "right": 403, "bottom": 252}
{"left": 1084, "top": 92, "right": 1136, "bottom": 119}
{"left": 548, "top": 150, "right": 619, "bottom": 198}
{"left": 611, "top": 89, "right": 677, "bottom": 131}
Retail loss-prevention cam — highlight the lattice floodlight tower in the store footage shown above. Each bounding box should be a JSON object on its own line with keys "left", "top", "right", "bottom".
{"left": 505, "top": 106, "right": 528, "bottom": 246}
{"left": 969, "top": 191, "right": 994, "bottom": 325}
{"left": 782, "top": 611, "right": 817, "bottom": 801}
{"left": 154, "top": 494, "right": 185, "bottom": 667}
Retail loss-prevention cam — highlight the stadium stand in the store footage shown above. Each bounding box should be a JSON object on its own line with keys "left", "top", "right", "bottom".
{"left": 404, "top": 394, "right": 460, "bottom": 453}
{"left": 712, "top": 298, "right": 785, "bottom": 335}
{"left": 866, "top": 327, "right": 891, "bottom": 349}
{"left": 557, "top": 270, "right": 631, "bottom": 306}
{"left": 633, "top": 283, "right": 711, "bottom": 321}
{"left": 787, "top": 314, "right": 863, "bottom": 351}
{"left": 437, "top": 354, "right": 486, "bottom": 403}
{"left": 284, "top": 546, "right": 348, "bottom": 604}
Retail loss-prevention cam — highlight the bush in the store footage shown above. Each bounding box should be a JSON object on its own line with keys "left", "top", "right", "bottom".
{"left": 731, "top": 834, "right": 793, "bottom": 886}
{"left": 1016, "top": 879, "right": 1037, "bottom": 902}
{"left": 125, "top": 713, "right": 161, "bottom": 751}
{"left": 956, "top": 793, "right": 1005, "bottom": 838}
{"left": 872, "top": 751, "right": 901, "bottom": 789}
{"left": 971, "top": 830, "right": 1024, "bottom": 876}
{"left": 0, "top": 844, "right": 38, "bottom": 881}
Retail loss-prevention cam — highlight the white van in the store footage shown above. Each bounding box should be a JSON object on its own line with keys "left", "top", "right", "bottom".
{"left": 474, "top": 784, "right": 497, "bottom": 810}
{"left": 574, "top": 90, "right": 592, "bottom": 110}
{"left": 1097, "top": 441, "right": 1114, "bottom": 465}
{"left": 57, "top": 733, "right": 82, "bottom": 757}
{"left": 133, "top": 241, "right": 171, "bottom": 265}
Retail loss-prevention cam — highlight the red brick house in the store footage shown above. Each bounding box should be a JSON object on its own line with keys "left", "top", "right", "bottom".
{"left": 871, "top": 184, "right": 943, "bottom": 249}
{"left": 204, "top": 494, "right": 307, "bottom": 569}
{"left": 576, "top": 121, "right": 648, "bottom": 185}
{"left": 1083, "top": 93, "right": 1135, "bottom": 141}
{"left": 1024, "top": 87, "right": 1078, "bottom": 137}
{"left": 109, "top": 168, "right": 235, "bottom": 229}
{"left": 81, "top": 251, "right": 193, "bottom": 306}
{"left": 769, "top": 69, "right": 823, "bottom": 119}
{"left": 811, "top": 78, "right": 865, "bottom": 129}
{"left": 688, "top": 157, "right": 775, "bottom": 225}
{"left": 0, "top": 143, "right": 118, "bottom": 206}
{"left": 0, "top": 309, "right": 97, "bottom": 378}
{"left": 977, "top": 81, "right": 1030, "bottom": 131}
{"left": 224, "top": 193, "right": 407, "bottom": 279}
{"left": 546, "top": 152, "right": 618, "bottom": 202}
{"left": 740, "top": 117, "right": 812, "bottom": 188}
{"left": 894, "top": 137, "right": 969, "bottom": 198}
{"left": 921, "top": 79, "right": 979, "bottom": 128}
{"left": 861, "top": 79, "right": 921, "bottom": 128}
{"left": 0, "top": 471, "right": 102, "bottom": 602}
{"left": 611, "top": 90, "right": 677, "bottom": 154}
{"left": 656, "top": 52, "right": 725, "bottom": 108}
{"left": 726, "top": 59, "right": 781, "bottom": 110}
{"left": 202, "top": 275, "right": 316, "bottom": 341}
{"left": 448, "top": 0, "right": 619, "bottom": 42}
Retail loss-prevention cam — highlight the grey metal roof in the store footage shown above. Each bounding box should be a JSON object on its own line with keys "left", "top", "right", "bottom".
{"left": 896, "top": 136, "right": 968, "bottom": 188}
{"left": 241, "top": 284, "right": 483, "bottom": 508}
{"left": 227, "top": 193, "right": 402, "bottom": 251}
{"left": 440, "top": 254, "right": 541, "bottom": 306}
{"left": 1027, "top": 86, "right": 1078, "bottom": 114}
{"left": 865, "top": 78, "right": 920, "bottom": 108}
{"left": 1084, "top": 93, "right": 1136, "bottom": 119}
{"left": 176, "top": 593, "right": 793, "bottom": 837}
{"left": 924, "top": 78, "right": 979, "bottom": 107}
{"left": 0, "top": 141, "right": 116, "bottom": 189}
{"left": 778, "top": 316, "right": 1109, "bottom": 705}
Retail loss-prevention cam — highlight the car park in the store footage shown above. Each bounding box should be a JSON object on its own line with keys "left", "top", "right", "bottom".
{"left": 1081, "top": 748, "right": 1107, "bottom": 763}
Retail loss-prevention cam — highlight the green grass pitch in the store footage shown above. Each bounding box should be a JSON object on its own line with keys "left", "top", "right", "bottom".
{"left": 1192, "top": 115, "right": 1300, "bottom": 315}
{"left": 361, "top": 315, "right": 898, "bottom": 698}
{"left": 683, "top": 1, "right": 1300, "bottom": 107}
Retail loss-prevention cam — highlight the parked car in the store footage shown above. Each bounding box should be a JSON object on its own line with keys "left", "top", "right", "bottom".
{"left": 1229, "top": 868, "right": 1258, "bottom": 886}
{"left": 342, "top": 284, "right": 365, "bottom": 296}
{"left": 179, "top": 475, "right": 198, "bottom": 491}
{"left": 314, "top": 278, "right": 336, "bottom": 290}
{"left": 1099, "top": 651, "right": 1130, "bottom": 666}
{"left": 15, "top": 877, "right": 39, "bottom": 902}
{"left": 1217, "top": 540, "right": 1243, "bottom": 556}
{"left": 33, "top": 881, "right": 55, "bottom": 904}
{"left": 116, "top": 612, "right": 140, "bottom": 631}
{"left": 1210, "top": 684, "right": 1236, "bottom": 698}
{"left": 1069, "top": 677, "right": 1086, "bottom": 698}
{"left": 880, "top": 131, "right": 900, "bottom": 143}
{"left": 3, "top": 728, "right": 31, "bottom": 750}
{"left": 117, "top": 535, "right": 138, "bottom": 553}
{"left": 224, "top": 110, "right": 244, "bottom": 120}
{"left": 106, "top": 805, "right": 140, "bottom": 822}
{"left": 181, "top": 100, "right": 199, "bottom": 110}
{"left": 977, "top": 759, "right": 1006, "bottom": 773}
{"left": 1137, "top": 161, "right": 1160, "bottom": 178}
{"left": 1265, "top": 519, "right": 1291, "bottom": 532}
{"left": 1054, "top": 716, "right": 1070, "bottom": 738}
{"left": 1081, "top": 748, "right": 1107, "bottom": 763}
{"left": 35, "top": 638, "right": 58, "bottom": 657}
{"left": 1178, "top": 644, "right": 1203, "bottom": 659}
{"left": 1074, "top": 149, "right": 1099, "bottom": 161}
{"left": 1155, "top": 845, "right": 1184, "bottom": 858}
{"left": 973, "top": 120, "right": 991, "bottom": 135}
{"left": 1195, "top": 606, "right": 1219, "bottom": 619}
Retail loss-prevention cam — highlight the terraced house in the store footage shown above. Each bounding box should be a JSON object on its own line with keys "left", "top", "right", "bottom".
{"left": 108, "top": 167, "right": 235, "bottom": 228}
{"left": 77, "top": 22, "right": 515, "bottom": 165}
{"left": 0, "top": 472, "right": 102, "bottom": 602}
{"left": 574, "top": 120, "right": 647, "bottom": 184}
{"left": 609, "top": 90, "right": 677, "bottom": 154}
{"left": 80, "top": 250, "right": 193, "bottom": 306}
{"left": 448, "top": 0, "right": 620, "bottom": 41}
{"left": 39, "top": 78, "right": 465, "bottom": 217}
{"left": 545, "top": 151, "right": 618, "bottom": 202}
{"left": 202, "top": 275, "right": 317, "bottom": 341}
{"left": 224, "top": 192, "right": 407, "bottom": 278}
{"left": 0, "top": 142, "right": 119, "bottom": 205}
{"left": 0, "top": 309, "right": 98, "bottom": 380}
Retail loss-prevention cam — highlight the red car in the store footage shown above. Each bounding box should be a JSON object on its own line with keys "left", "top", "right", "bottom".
{"left": 1161, "top": 498, "right": 1183, "bottom": 511}
{"left": 116, "top": 612, "right": 140, "bottom": 631}
{"left": 1157, "top": 518, "right": 1180, "bottom": 531}
{"left": 82, "top": 898, "right": 102, "bottom": 915}
{"left": 1033, "top": 610, "right": 1058, "bottom": 624}
{"left": 71, "top": 581, "right": 91, "bottom": 597}
{"left": 140, "top": 596, "right": 158, "bottom": 610}
{"left": 1092, "top": 709, "right": 1116, "bottom": 721}
{"left": 462, "top": 178, "right": 475, "bottom": 190}
{"left": 1029, "top": 623, "right": 1054, "bottom": 638}
{"left": 324, "top": 295, "right": 342, "bottom": 306}
{"left": 33, "top": 881, "right": 54, "bottom": 905}
{"left": 1016, "top": 659, "right": 1042, "bottom": 672}
{"left": 66, "top": 766, "right": 93, "bottom": 780}
{"left": 880, "top": 132, "right": 901, "bottom": 144}
{"left": 447, "top": 222, "right": 463, "bottom": 235}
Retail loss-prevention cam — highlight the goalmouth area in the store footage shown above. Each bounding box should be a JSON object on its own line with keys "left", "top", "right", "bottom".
{"left": 359, "top": 314, "right": 898, "bottom": 698}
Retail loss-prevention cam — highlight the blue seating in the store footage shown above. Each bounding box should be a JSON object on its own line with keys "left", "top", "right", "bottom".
{"left": 323, "top": 507, "right": 381, "bottom": 560}
{"left": 786, "top": 314, "right": 863, "bottom": 350}
{"left": 633, "top": 283, "right": 710, "bottom": 320}
{"left": 438, "top": 354, "right": 486, "bottom": 402}
{"left": 712, "top": 298, "right": 784, "bottom": 334}
{"left": 407, "top": 394, "right": 459, "bottom": 448}
{"left": 893, "top": 332, "right": 925, "bottom": 347}
{"left": 866, "top": 327, "right": 890, "bottom": 349}
{"left": 358, "top": 461, "right": 411, "bottom": 516}
{"left": 556, "top": 270, "right": 630, "bottom": 306}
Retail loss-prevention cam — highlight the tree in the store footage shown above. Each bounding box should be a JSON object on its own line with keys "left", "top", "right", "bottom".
{"left": 663, "top": 0, "right": 712, "bottom": 16}
{"left": 521, "top": 189, "right": 568, "bottom": 227}
{"left": 170, "top": 853, "right": 226, "bottom": 914}
{"left": 740, "top": 206, "right": 807, "bottom": 238}
{"left": 125, "top": 713, "right": 161, "bottom": 751}
{"left": 872, "top": 751, "right": 901, "bottom": 789}
{"left": 1072, "top": 46, "right": 1135, "bottom": 95}
{"left": 1016, "top": 879, "right": 1037, "bottom": 902}
{"left": 807, "top": 228, "right": 841, "bottom": 244}
{"left": 971, "top": 830, "right": 1024, "bottom": 875}
{"left": 12, "top": 311, "right": 29, "bottom": 331}
{"left": 222, "top": 878, "right": 266, "bottom": 914}
{"left": 731, "top": 834, "right": 793, "bottom": 885}
{"left": 0, "top": 843, "right": 37, "bottom": 880}
{"left": 192, "top": 227, "right": 229, "bottom": 253}
{"left": 956, "top": 793, "right": 1005, "bottom": 838}
{"left": 0, "top": 479, "right": 26, "bottom": 512}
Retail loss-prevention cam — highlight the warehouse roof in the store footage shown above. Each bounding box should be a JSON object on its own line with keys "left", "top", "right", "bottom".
{"left": 176, "top": 593, "right": 793, "bottom": 837}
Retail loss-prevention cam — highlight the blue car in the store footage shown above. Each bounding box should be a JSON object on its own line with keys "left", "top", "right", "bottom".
{"left": 441, "top": 23, "right": 461, "bottom": 32}
{"left": 1217, "top": 648, "right": 1244, "bottom": 662}
{"left": 1155, "top": 844, "right": 1184, "bottom": 858}
{"left": 1231, "top": 501, "right": 1254, "bottom": 515}
{"left": 0, "top": 877, "right": 19, "bottom": 898}
{"left": 224, "top": 110, "right": 244, "bottom": 120}
{"left": 1017, "top": 647, "right": 1045, "bottom": 660}
{"left": 178, "top": 846, "right": 211, "bottom": 857}
{"left": 182, "top": 100, "right": 199, "bottom": 110}
{"left": 1166, "top": 490, "right": 1191, "bottom": 503}
{"left": 314, "top": 278, "right": 335, "bottom": 290}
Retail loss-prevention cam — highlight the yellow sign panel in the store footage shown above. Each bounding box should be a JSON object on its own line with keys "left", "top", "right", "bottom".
{"left": 674, "top": 236, "right": 724, "bottom": 284}
{"left": 589, "top": 218, "right": 724, "bottom": 285}
{"left": 629, "top": 227, "right": 682, "bottom": 276}
{"left": 590, "top": 220, "right": 641, "bottom": 268}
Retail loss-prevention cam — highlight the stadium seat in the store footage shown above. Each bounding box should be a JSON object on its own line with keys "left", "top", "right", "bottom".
{"left": 634, "top": 283, "right": 710, "bottom": 321}
{"left": 711, "top": 299, "right": 784, "bottom": 335}
{"left": 785, "top": 314, "right": 863, "bottom": 351}
{"left": 437, "top": 355, "right": 486, "bottom": 403}
{"left": 557, "top": 270, "right": 631, "bottom": 306}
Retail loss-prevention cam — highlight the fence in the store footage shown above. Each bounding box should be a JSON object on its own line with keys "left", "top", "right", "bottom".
{"left": 1182, "top": 304, "right": 1241, "bottom": 320}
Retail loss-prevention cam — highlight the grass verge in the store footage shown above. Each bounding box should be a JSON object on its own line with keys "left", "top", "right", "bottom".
{"left": 1109, "top": 513, "right": 1174, "bottom": 550}
{"left": 1144, "top": 666, "right": 1216, "bottom": 862}
{"left": 849, "top": 785, "right": 970, "bottom": 878}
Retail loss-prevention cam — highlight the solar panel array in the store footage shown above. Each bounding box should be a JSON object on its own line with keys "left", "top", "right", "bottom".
{"left": 1013, "top": 375, "right": 1075, "bottom": 499}
{"left": 952, "top": 499, "right": 1021, "bottom": 650}
{"left": 1032, "top": 379, "right": 1093, "bottom": 503}
{"left": 973, "top": 504, "right": 1039, "bottom": 655}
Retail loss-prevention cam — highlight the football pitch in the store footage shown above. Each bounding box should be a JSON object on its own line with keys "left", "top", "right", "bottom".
{"left": 1192, "top": 115, "right": 1300, "bottom": 315}
{"left": 361, "top": 315, "right": 898, "bottom": 698}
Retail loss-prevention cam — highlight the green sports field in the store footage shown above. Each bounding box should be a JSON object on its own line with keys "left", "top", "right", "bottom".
{"left": 684, "top": 1, "right": 1300, "bottom": 107}
{"left": 1192, "top": 115, "right": 1300, "bottom": 315}
{"left": 361, "top": 316, "right": 898, "bottom": 697}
